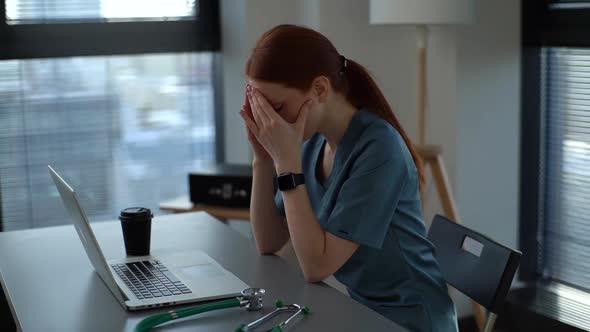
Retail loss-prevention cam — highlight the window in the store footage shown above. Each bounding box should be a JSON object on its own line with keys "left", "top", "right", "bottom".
{"left": 521, "top": 0, "right": 590, "bottom": 292}
{"left": 541, "top": 47, "right": 590, "bottom": 290}
{"left": 0, "top": 53, "right": 216, "bottom": 230}
{"left": 0, "top": 0, "right": 221, "bottom": 231}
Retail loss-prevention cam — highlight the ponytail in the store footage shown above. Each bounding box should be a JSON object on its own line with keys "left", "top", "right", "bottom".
{"left": 344, "top": 60, "right": 425, "bottom": 190}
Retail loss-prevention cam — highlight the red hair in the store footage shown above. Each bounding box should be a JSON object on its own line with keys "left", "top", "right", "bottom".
{"left": 246, "top": 24, "right": 424, "bottom": 189}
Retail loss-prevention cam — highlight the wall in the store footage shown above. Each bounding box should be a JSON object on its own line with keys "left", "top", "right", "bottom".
{"left": 456, "top": 0, "right": 521, "bottom": 250}
{"left": 220, "top": 0, "right": 249, "bottom": 164}
{"left": 454, "top": 0, "right": 522, "bottom": 315}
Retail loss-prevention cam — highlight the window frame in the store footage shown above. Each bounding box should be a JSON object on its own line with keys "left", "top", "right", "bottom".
{"left": 520, "top": 0, "right": 590, "bottom": 283}
{"left": 0, "top": 0, "right": 221, "bottom": 59}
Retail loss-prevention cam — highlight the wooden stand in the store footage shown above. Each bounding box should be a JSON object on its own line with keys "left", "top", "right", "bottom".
{"left": 415, "top": 26, "right": 485, "bottom": 330}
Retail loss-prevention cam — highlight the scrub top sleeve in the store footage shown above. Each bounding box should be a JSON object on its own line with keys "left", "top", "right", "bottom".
{"left": 324, "top": 156, "right": 408, "bottom": 249}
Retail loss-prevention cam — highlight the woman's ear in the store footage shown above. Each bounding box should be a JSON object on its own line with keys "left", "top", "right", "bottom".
{"left": 311, "top": 76, "right": 331, "bottom": 103}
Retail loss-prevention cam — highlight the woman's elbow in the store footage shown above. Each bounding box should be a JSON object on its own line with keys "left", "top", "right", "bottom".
{"left": 252, "top": 234, "right": 282, "bottom": 255}
{"left": 304, "top": 275, "right": 324, "bottom": 283}
{"left": 302, "top": 269, "right": 329, "bottom": 283}
{"left": 255, "top": 243, "right": 279, "bottom": 255}
{"left": 252, "top": 228, "right": 289, "bottom": 255}
{"left": 254, "top": 239, "right": 287, "bottom": 255}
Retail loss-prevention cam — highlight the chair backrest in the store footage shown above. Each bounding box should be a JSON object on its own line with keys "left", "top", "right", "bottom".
{"left": 427, "top": 214, "right": 521, "bottom": 313}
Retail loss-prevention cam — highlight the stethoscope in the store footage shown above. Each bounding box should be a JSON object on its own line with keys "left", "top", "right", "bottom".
{"left": 134, "top": 288, "right": 310, "bottom": 332}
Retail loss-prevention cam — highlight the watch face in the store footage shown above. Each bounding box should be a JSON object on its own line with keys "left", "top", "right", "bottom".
{"left": 277, "top": 174, "right": 294, "bottom": 190}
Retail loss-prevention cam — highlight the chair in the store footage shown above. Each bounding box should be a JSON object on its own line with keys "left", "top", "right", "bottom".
{"left": 427, "top": 214, "right": 522, "bottom": 332}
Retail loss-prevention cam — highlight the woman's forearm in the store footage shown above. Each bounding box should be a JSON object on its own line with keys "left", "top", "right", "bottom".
{"left": 281, "top": 185, "right": 329, "bottom": 281}
{"left": 250, "top": 159, "right": 290, "bottom": 254}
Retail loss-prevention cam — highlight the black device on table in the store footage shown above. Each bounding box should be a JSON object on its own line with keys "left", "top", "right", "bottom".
{"left": 189, "top": 164, "right": 253, "bottom": 208}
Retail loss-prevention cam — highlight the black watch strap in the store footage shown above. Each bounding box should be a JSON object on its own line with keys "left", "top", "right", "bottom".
{"left": 277, "top": 172, "right": 305, "bottom": 191}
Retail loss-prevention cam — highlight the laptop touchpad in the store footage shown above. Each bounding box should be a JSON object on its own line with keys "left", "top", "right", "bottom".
{"left": 178, "top": 264, "right": 225, "bottom": 279}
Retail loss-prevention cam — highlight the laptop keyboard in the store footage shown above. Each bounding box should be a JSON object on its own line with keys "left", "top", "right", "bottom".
{"left": 111, "top": 260, "right": 192, "bottom": 300}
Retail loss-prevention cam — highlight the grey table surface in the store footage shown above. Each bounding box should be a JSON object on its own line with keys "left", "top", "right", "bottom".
{"left": 0, "top": 212, "right": 404, "bottom": 331}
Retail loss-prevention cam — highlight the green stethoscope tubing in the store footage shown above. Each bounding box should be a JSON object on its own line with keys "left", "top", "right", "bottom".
{"left": 134, "top": 297, "right": 311, "bottom": 332}
{"left": 134, "top": 298, "right": 241, "bottom": 332}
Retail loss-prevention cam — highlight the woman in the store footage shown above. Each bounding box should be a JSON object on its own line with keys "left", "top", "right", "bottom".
{"left": 239, "top": 24, "right": 457, "bottom": 332}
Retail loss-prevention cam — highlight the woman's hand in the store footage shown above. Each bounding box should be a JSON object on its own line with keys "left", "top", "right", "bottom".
{"left": 239, "top": 87, "right": 272, "bottom": 165}
{"left": 242, "top": 86, "right": 311, "bottom": 174}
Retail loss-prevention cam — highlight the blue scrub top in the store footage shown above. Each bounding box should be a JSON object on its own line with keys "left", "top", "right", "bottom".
{"left": 275, "top": 109, "right": 458, "bottom": 332}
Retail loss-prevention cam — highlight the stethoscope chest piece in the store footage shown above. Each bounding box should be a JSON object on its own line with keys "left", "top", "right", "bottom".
{"left": 240, "top": 287, "right": 266, "bottom": 311}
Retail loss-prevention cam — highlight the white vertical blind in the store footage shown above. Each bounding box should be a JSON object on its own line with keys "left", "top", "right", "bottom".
{"left": 543, "top": 47, "right": 590, "bottom": 291}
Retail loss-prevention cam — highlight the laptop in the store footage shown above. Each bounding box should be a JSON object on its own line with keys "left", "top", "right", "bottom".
{"left": 48, "top": 165, "right": 249, "bottom": 311}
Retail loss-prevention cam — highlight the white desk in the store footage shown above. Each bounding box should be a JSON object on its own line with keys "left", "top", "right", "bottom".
{"left": 0, "top": 212, "right": 404, "bottom": 331}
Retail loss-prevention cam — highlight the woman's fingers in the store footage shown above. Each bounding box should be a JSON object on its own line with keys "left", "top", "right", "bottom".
{"left": 252, "top": 88, "right": 285, "bottom": 126}
{"left": 240, "top": 110, "right": 259, "bottom": 140}
{"left": 242, "top": 87, "right": 249, "bottom": 110}
{"left": 248, "top": 90, "right": 270, "bottom": 126}
{"left": 247, "top": 94, "right": 263, "bottom": 127}
{"left": 241, "top": 114, "right": 255, "bottom": 140}
{"left": 242, "top": 88, "right": 253, "bottom": 120}
{"left": 243, "top": 121, "right": 256, "bottom": 142}
{"left": 245, "top": 86, "right": 264, "bottom": 126}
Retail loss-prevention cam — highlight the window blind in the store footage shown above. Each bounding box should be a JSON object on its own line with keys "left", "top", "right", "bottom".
{"left": 542, "top": 47, "right": 590, "bottom": 291}
{"left": 0, "top": 53, "right": 216, "bottom": 231}
{"left": 5, "top": 0, "right": 197, "bottom": 23}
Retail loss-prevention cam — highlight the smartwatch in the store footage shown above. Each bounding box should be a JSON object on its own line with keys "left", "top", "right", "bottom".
{"left": 276, "top": 172, "right": 305, "bottom": 191}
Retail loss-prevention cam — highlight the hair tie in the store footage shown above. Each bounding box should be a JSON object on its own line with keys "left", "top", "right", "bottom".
{"left": 339, "top": 55, "right": 348, "bottom": 76}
